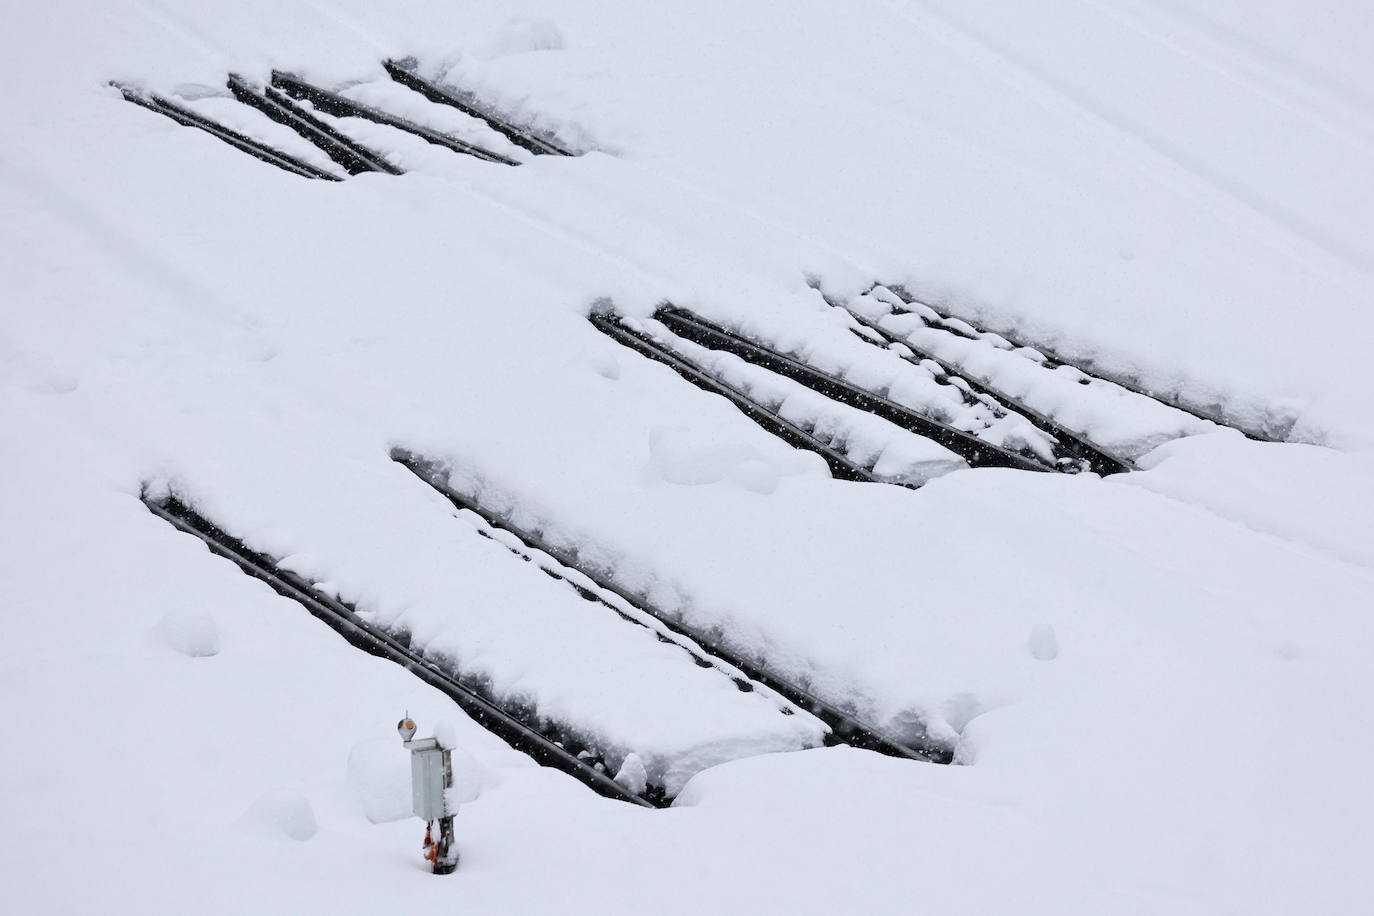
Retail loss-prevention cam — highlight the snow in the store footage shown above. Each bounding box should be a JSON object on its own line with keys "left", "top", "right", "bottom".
{"left": 1026, "top": 623, "right": 1059, "bottom": 662}
{"left": 4, "top": 0, "right": 1374, "bottom": 913}
{"left": 157, "top": 609, "right": 222, "bottom": 658}
{"left": 239, "top": 790, "right": 321, "bottom": 842}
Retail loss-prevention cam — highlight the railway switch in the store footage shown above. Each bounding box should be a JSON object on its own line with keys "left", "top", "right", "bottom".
{"left": 398, "top": 716, "right": 459, "bottom": 874}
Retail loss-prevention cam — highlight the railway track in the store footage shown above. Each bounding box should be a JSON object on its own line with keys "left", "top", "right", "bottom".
{"left": 830, "top": 298, "right": 1133, "bottom": 475}
{"left": 382, "top": 58, "right": 575, "bottom": 157}
{"left": 117, "top": 60, "right": 578, "bottom": 179}
{"left": 143, "top": 491, "right": 663, "bottom": 807}
{"left": 592, "top": 306, "right": 1052, "bottom": 485}
{"left": 595, "top": 288, "right": 1264, "bottom": 487}
{"left": 589, "top": 312, "right": 888, "bottom": 484}
{"left": 888, "top": 283, "right": 1264, "bottom": 438}
{"left": 840, "top": 284, "right": 1245, "bottom": 454}
{"left": 269, "top": 71, "right": 519, "bottom": 166}
{"left": 226, "top": 73, "right": 403, "bottom": 176}
{"left": 112, "top": 84, "right": 342, "bottom": 181}
{"left": 393, "top": 448, "right": 955, "bottom": 765}
{"left": 654, "top": 305, "right": 1051, "bottom": 473}
{"left": 146, "top": 456, "right": 947, "bottom": 807}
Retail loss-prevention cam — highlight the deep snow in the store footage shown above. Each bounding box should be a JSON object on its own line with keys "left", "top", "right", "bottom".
{"left": 3, "top": 1, "right": 1374, "bottom": 913}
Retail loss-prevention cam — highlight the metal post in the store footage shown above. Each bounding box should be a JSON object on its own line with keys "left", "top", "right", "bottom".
{"left": 398, "top": 717, "right": 459, "bottom": 874}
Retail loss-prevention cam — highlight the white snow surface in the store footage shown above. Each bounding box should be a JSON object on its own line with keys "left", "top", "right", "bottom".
{"left": 4, "top": 1, "right": 1374, "bottom": 913}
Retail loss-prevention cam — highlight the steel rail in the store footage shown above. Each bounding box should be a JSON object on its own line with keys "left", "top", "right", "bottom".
{"left": 448, "top": 491, "right": 779, "bottom": 699}
{"left": 142, "top": 493, "right": 660, "bottom": 807}
{"left": 114, "top": 84, "right": 341, "bottom": 181}
{"left": 589, "top": 313, "right": 881, "bottom": 484}
{"left": 270, "top": 71, "right": 519, "bottom": 166}
{"left": 838, "top": 304, "right": 1133, "bottom": 475}
{"left": 393, "top": 447, "right": 953, "bottom": 765}
{"left": 879, "top": 285, "right": 1273, "bottom": 442}
{"left": 227, "top": 75, "right": 403, "bottom": 176}
{"left": 382, "top": 59, "right": 574, "bottom": 157}
{"left": 655, "top": 306, "right": 1050, "bottom": 474}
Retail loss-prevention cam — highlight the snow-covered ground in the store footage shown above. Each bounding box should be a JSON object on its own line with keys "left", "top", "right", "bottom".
{"left": 4, "top": 1, "right": 1374, "bottom": 912}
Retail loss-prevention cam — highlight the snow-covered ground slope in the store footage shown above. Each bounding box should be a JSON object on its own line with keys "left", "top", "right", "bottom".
{"left": 4, "top": 1, "right": 1374, "bottom": 912}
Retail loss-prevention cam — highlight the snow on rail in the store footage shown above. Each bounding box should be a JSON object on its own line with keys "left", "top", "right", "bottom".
{"left": 826, "top": 293, "right": 1133, "bottom": 475}
{"left": 144, "top": 476, "right": 823, "bottom": 800}
{"left": 269, "top": 71, "right": 519, "bottom": 166}
{"left": 395, "top": 448, "right": 957, "bottom": 765}
{"left": 118, "top": 61, "right": 579, "bottom": 179}
{"left": 113, "top": 84, "right": 342, "bottom": 181}
{"left": 142, "top": 492, "right": 660, "bottom": 807}
{"left": 653, "top": 305, "right": 1048, "bottom": 474}
{"left": 589, "top": 311, "right": 965, "bottom": 487}
{"left": 383, "top": 58, "right": 576, "bottom": 157}
{"left": 848, "top": 284, "right": 1234, "bottom": 458}
{"left": 226, "top": 74, "right": 402, "bottom": 176}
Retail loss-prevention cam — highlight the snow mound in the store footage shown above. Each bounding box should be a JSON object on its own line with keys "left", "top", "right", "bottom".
{"left": 345, "top": 739, "right": 411, "bottom": 824}
{"left": 613, "top": 752, "right": 648, "bottom": 796}
{"left": 1027, "top": 624, "right": 1059, "bottom": 661}
{"left": 238, "top": 790, "right": 318, "bottom": 842}
{"left": 157, "top": 611, "right": 220, "bottom": 658}
{"left": 479, "top": 17, "right": 567, "bottom": 58}
{"left": 647, "top": 424, "right": 820, "bottom": 493}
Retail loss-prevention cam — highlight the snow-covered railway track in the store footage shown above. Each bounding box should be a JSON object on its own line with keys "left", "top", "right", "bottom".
{"left": 850, "top": 285, "right": 1259, "bottom": 451}
{"left": 112, "top": 84, "right": 342, "bottom": 181}
{"left": 117, "top": 59, "right": 576, "bottom": 179}
{"left": 394, "top": 448, "right": 955, "bottom": 765}
{"left": 831, "top": 297, "right": 1134, "bottom": 475}
{"left": 269, "top": 71, "right": 519, "bottom": 166}
{"left": 589, "top": 312, "right": 886, "bottom": 484}
{"left": 404, "top": 464, "right": 763, "bottom": 695}
{"left": 652, "top": 305, "right": 1048, "bottom": 473}
{"left": 142, "top": 492, "right": 663, "bottom": 807}
{"left": 226, "top": 74, "right": 402, "bottom": 176}
{"left": 382, "top": 58, "right": 575, "bottom": 157}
